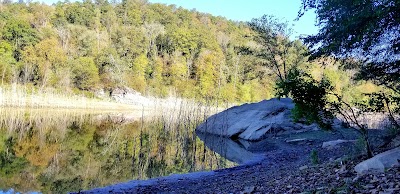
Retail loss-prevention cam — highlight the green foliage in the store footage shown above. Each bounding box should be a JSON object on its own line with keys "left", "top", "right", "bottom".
{"left": 300, "top": 0, "right": 400, "bottom": 112}
{"left": 310, "top": 149, "right": 319, "bottom": 165}
{"left": 71, "top": 57, "right": 100, "bottom": 90}
{"left": 0, "top": 1, "right": 311, "bottom": 103}
{"left": 237, "top": 83, "right": 252, "bottom": 102}
{"left": 170, "top": 27, "right": 199, "bottom": 56}
{"left": 248, "top": 15, "right": 308, "bottom": 84}
{"left": 2, "top": 18, "right": 38, "bottom": 60}
{"left": 277, "top": 68, "right": 334, "bottom": 129}
{"left": 0, "top": 137, "right": 28, "bottom": 178}
{"left": 132, "top": 54, "right": 148, "bottom": 77}
{"left": 40, "top": 175, "right": 84, "bottom": 194}
{"left": 0, "top": 152, "right": 28, "bottom": 177}
{"left": 129, "top": 54, "right": 149, "bottom": 92}
{"left": 64, "top": 2, "right": 96, "bottom": 27}
{"left": 300, "top": 0, "right": 399, "bottom": 60}
{"left": 0, "top": 41, "right": 15, "bottom": 83}
{"left": 354, "top": 137, "right": 368, "bottom": 156}
{"left": 300, "top": 0, "right": 400, "bottom": 156}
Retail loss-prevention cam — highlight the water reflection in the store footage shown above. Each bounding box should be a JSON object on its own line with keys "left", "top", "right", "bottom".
{"left": 0, "top": 108, "right": 235, "bottom": 193}
{"left": 197, "top": 132, "right": 263, "bottom": 164}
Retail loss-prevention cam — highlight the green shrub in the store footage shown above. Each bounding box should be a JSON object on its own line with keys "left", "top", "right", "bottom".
{"left": 310, "top": 149, "right": 319, "bottom": 165}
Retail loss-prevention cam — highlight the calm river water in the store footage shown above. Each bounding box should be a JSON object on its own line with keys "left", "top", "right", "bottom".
{"left": 0, "top": 108, "right": 237, "bottom": 193}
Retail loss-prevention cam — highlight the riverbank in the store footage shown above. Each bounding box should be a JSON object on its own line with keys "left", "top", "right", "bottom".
{"left": 78, "top": 136, "right": 400, "bottom": 193}
{"left": 0, "top": 85, "right": 227, "bottom": 116}
{"left": 75, "top": 124, "right": 400, "bottom": 193}
{"left": 78, "top": 135, "right": 400, "bottom": 193}
{"left": 0, "top": 84, "right": 138, "bottom": 110}
{"left": 82, "top": 160, "right": 400, "bottom": 193}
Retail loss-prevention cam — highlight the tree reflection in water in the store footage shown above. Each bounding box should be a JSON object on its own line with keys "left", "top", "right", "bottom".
{"left": 0, "top": 108, "right": 235, "bottom": 193}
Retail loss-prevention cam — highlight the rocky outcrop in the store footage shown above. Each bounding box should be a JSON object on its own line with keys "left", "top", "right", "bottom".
{"left": 111, "top": 87, "right": 154, "bottom": 107}
{"left": 355, "top": 147, "right": 400, "bottom": 174}
{"left": 195, "top": 98, "right": 319, "bottom": 141}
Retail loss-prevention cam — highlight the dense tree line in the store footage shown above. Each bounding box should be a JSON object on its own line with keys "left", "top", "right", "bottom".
{"left": 0, "top": 0, "right": 377, "bottom": 105}
{"left": 0, "top": 0, "right": 302, "bottom": 102}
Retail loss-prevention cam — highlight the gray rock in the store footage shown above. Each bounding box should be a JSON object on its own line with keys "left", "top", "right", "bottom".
{"left": 354, "top": 147, "right": 400, "bottom": 175}
{"left": 322, "top": 139, "right": 356, "bottom": 149}
{"left": 286, "top": 138, "right": 308, "bottom": 144}
{"left": 111, "top": 87, "right": 153, "bottom": 106}
{"left": 299, "top": 165, "right": 308, "bottom": 170}
{"left": 195, "top": 98, "right": 319, "bottom": 141}
{"left": 241, "top": 186, "right": 255, "bottom": 194}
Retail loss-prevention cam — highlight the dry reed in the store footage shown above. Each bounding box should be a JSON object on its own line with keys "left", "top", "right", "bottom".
{"left": 0, "top": 84, "right": 140, "bottom": 110}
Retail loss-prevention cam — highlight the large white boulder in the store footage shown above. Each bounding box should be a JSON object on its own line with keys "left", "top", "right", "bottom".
{"left": 355, "top": 147, "right": 400, "bottom": 174}
{"left": 195, "top": 98, "right": 319, "bottom": 141}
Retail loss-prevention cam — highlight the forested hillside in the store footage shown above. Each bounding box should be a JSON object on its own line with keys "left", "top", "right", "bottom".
{"left": 0, "top": 0, "right": 380, "bottom": 105}
{"left": 0, "top": 0, "right": 275, "bottom": 102}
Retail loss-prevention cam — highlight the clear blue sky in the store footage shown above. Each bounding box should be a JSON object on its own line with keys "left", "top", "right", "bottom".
{"left": 37, "top": 0, "right": 319, "bottom": 39}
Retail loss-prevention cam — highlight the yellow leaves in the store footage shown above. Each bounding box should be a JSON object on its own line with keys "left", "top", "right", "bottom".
{"left": 170, "top": 60, "right": 187, "bottom": 81}
{"left": 35, "top": 38, "right": 67, "bottom": 67}
{"left": 129, "top": 76, "right": 146, "bottom": 93}
{"left": 21, "top": 38, "right": 68, "bottom": 87}
{"left": 171, "top": 28, "right": 199, "bottom": 55}
{"left": 132, "top": 54, "right": 149, "bottom": 77}
{"left": 348, "top": 81, "right": 380, "bottom": 102}
{"left": 15, "top": 135, "right": 59, "bottom": 167}
{"left": 357, "top": 82, "right": 379, "bottom": 94}
{"left": 152, "top": 57, "right": 164, "bottom": 83}
{"left": 130, "top": 54, "right": 149, "bottom": 92}
{"left": 220, "top": 83, "right": 236, "bottom": 102}
{"left": 196, "top": 51, "right": 218, "bottom": 97}
{"left": 237, "top": 83, "right": 252, "bottom": 102}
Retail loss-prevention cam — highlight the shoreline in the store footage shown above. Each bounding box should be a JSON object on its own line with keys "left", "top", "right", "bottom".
{"left": 78, "top": 149, "right": 267, "bottom": 193}
{"left": 76, "top": 126, "right": 400, "bottom": 193}
{"left": 77, "top": 139, "right": 400, "bottom": 194}
{"left": 76, "top": 129, "right": 348, "bottom": 193}
{"left": 0, "top": 85, "right": 229, "bottom": 114}
{"left": 76, "top": 155, "right": 269, "bottom": 194}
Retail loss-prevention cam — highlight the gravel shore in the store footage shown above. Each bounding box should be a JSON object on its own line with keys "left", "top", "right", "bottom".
{"left": 79, "top": 129, "right": 400, "bottom": 194}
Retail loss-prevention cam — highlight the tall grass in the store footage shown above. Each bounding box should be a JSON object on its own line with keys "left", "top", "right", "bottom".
{"left": 0, "top": 97, "right": 234, "bottom": 192}
{"left": 0, "top": 84, "right": 139, "bottom": 110}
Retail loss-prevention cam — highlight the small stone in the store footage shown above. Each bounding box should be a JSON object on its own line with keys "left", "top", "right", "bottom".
{"left": 363, "top": 184, "right": 376, "bottom": 189}
{"left": 370, "top": 189, "right": 378, "bottom": 194}
{"left": 371, "top": 175, "right": 379, "bottom": 183}
{"left": 242, "top": 186, "right": 255, "bottom": 194}
{"left": 338, "top": 165, "right": 348, "bottom": 174}
{"left": 286, "top": 138, "right": 307, "bottom": 144}
{"left": 379, "top": 191, "right": 394, "bottom": 194}
{"left": 299, "top": 165, "right": 308, "bottom": 171}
